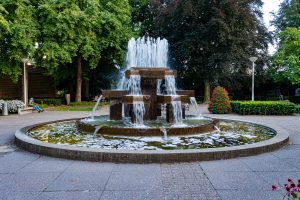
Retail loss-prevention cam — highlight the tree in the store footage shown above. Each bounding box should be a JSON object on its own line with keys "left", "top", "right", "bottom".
{"left": 208, "top": 86, "right": 231, "bottom": 114}
{"left": 152, "top": 0, "right": 271, "bottom": 102}
{"left": 270, "top": 0, "right": 300, "bottom": 85}
{"left": 271, "top": 28, "right": 300, "bottom": 84}
{"left": 272, "top": 0, "right": 300, "bottom": 32}
{"left": 0, "top": 0, "right": 38, "bottom": 81}
{"left": 36, "top": 0, "right": 132, "bottom": 102}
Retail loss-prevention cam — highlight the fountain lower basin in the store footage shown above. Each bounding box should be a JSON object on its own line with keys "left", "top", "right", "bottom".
{"left": 15, "top": 117, "right": 289, "bottom": 163}
{"left": 76, "top": 115, "right": 218, "bottom": 136}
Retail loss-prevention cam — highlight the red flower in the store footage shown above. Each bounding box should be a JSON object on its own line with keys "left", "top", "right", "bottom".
{"left": 272, "top": 185, "right": 277, "bottom": 190}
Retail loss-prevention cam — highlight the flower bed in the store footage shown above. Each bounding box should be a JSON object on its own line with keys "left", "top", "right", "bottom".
{"left": 0, "top": 100, "right": 25, "bottom": 113}
{"left": 230, "top": 101, "right": 295, "bottom": 115}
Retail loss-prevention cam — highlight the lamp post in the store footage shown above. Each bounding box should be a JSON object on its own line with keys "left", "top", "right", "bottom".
{"left": 249, "top": 57, "right": 258, "bottom": 101}
{"left": 21, "top": 58, "right": 30, "bottom": 107}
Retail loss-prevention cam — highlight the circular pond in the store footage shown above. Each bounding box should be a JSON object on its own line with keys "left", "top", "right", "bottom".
{"left": 15, "top": 117, "right": 289, "bottom": 163}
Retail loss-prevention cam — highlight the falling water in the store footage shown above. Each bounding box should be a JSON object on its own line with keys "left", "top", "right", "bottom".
{"left": 214, "top": 125, "right": 221, "bottom": 133}
{"left": 118, "top": 37, "right": 170, "bottom": 90}
{"left": 126, "top": 37, "right": 169, "bottom": 68}
{"left": 165, "top": 75, "right": 177, "bottom": 95}
{"left": 157, "top": 79, "right": 162, "bottom": 95}
{"left": 160, "top": 128, "right": 168, "bottom": 140}
{"left": 189, "top": 97, "right": 201, "bottom": 117}
{"left": 133, "top": 101, "right": 145, "bottom": 126}
{"left": 90, "top": 95, "right": 102, "bottom": 120}
{"left": 125, "top": 75, "right": 142, "bottom": 95}
{"left": 171, "top": 97, "right": 183, "bottom": 124}
{"left": 93, "top": 126, "right": 102, "bottom": 136}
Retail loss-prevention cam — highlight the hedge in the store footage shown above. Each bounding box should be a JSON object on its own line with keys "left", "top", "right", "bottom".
{"left": 289, "top": 96, "right": 300, "bottom": 104}
{"left": 35, "top": 98, "right": 63, "bottom": 106}
{"left": 230, "top": 101, "right": 295, "bottom": 115}
{"left": 296, "top": 105, "right": 300, "bottom": 114}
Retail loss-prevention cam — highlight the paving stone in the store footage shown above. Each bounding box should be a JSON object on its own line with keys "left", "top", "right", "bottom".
{"left": 100, "top": 191, "right": 162, "bottom": 200}
{"left": 67, "top": 161, "right": 115, "bottom": 173}
{"left": 200, "top": 159, "right": 251, "bottom": 172}
{"left": 241, "top": 154, "right": 299, "bottom": 172}
{"left": 46, "top": 172, "right": 110, "bottom": 191}
{"left": 0, "top": 172, "right": 60, "bottom": 192}
{"left": 0, "top": 108, "right": 300, "bottom": 200}
{"left": 105, "top": 171, "right": 162, "bottom": 191}
{"left": 0, "top": 151, "right": 40, "bottom": 173}
{"left": 113, "top": 163, "right": 161, "bottom": 174}
{"left": 205, "top": 171, "right": 270, "bottom": 190}
{"left": 255, "top": 171, "right": 300, "bottom": 189}
{"left": 37, "top": 191, "right": 102, "bottom": 200}
{"left": 20, "top": 156, "right": 73, "bottom": 173}
{"left": 0, "top": 191, "right": 40, "bottom": 200}
{"left": 271, "top": 145, "right": 300, "bottom": 159}
{"left": 217, "top": 189, "right": 283, "bottom": 200}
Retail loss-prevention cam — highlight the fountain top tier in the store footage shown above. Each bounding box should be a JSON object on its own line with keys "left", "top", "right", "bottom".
{"left": 125, "top": 67, "right": 176, "bottom": 79}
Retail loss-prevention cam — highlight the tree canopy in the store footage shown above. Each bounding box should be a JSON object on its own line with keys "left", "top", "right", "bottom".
{"left": 0, "top": 0, "right": 38, "bottom": 81}
{"left": 271, "top": 0, "right": 300, "bottom": 85}
{"left": 149, "top": 0, "right": 271, "bottom": 95}
{"left": 272, "top": 0, "right": 300, "bottom": 32}
{"left": 36, "top": 0, "right": 132, "bottom": 101}
{"left": 271, "top": 28, "right": 300, "bottom": 84}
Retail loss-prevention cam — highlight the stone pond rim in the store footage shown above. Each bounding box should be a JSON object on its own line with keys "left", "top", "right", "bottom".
{"left": 14, "top": 118, "right": 289, "bottom": 163}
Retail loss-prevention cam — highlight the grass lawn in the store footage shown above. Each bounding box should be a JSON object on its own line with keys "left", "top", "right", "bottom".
{"left": 40, "top": 101, "right": 108, "bottom": 112}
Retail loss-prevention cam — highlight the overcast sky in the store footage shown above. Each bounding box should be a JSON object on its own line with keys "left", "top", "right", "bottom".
{"left": 262, "top": 0, "right": 281, "bottom": 54}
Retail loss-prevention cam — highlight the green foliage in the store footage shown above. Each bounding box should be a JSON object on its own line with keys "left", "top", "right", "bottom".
{"left": 152, "top": 0, "right": 272, "bottom": 90}
{"left": 230, "top": 101, "right": 295, "bottom": 115}
{"left": 271, "top": 28, "right": 300, "bottom": 84}
{"left": 295, "top": 105, "right": 300, "bottom": 114}
{"left": 208, "top": 86, "right": 231, "bottom": 114}
{"left": 272, "top": 0, "right": 300, "bottom": 32}
{"left": 0, "top": 0, "right": 38, "bottom": 81}
{"left": 129, "top": 0, "right": 156, "bottom": 35}
{"left": 37, "top": 0, "right": 132, "bottom": 77}
{"left": 35, "top": 98, "right": 63, "bottom": 106}
{"left": 289, "top": 96, "right": 300, "bottom": 104}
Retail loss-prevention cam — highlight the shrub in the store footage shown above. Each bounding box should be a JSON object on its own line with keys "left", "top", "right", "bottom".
{"left": 230, "top": 101, "right": 295, "bottom": 115}
{"left": 295, "top": 105, "right": 300, "bottom": 114}
{"left": 35, "top": 98, "right": 63, "bottom": 106}
{"left": 208, "top": 86, "right": 231, "bottom": 114}
{"left": 289, "top": 96, "right": 300, "bottom": 104}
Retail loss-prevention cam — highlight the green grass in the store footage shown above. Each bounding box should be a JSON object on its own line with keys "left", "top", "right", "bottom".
{"left": 40, "top": 101, "right": 109, "bottom": 111}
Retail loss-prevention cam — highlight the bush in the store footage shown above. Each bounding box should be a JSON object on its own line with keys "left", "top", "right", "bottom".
{"left": 289, "top": 96, "right": 300, "bottom": 104}
{"left": 35, "top": 98, "right": 63, "bottom": 106}
{"left": 295, "top": 105, "right": 300, "bottom": 114}
{"left": 0, "top": 100, "right": 25, "bottom": 113}
{"left": 230, "top": 101, "right": 295, "bottom": 115}
{"left": 208, "top": 86, "right": 231, "bottom": 114}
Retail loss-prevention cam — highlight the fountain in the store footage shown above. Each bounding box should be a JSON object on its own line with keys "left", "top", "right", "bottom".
{"left": 14, "top": 37, "right": 289, "bottom": 163}
{"left": 78, "top": 36, "right": 218, "bottom": 135}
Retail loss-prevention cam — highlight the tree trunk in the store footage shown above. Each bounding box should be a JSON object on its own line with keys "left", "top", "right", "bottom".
{"left": 75, "top": 55, "right": 82, "bottom": 102}
{"left": 203, "top": 80, "right": 210, "bottom": 104}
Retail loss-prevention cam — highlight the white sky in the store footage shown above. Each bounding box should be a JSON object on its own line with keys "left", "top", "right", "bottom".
{"left": 262, "top": 0, "right": 281, "bottom": 54}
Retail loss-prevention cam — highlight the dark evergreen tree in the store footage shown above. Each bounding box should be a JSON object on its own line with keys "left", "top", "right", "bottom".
{"left": 151, "top": 0, "right": 272, "bottom": 101}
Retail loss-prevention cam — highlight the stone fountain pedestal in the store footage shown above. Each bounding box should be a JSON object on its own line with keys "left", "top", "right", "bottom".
{"left": 102, "top": 67, "right": 195, "bottom": 123}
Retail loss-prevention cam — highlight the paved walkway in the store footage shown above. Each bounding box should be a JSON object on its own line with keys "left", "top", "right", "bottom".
{"left": 0, "top": 105, "right": 299, "bottom": 200}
